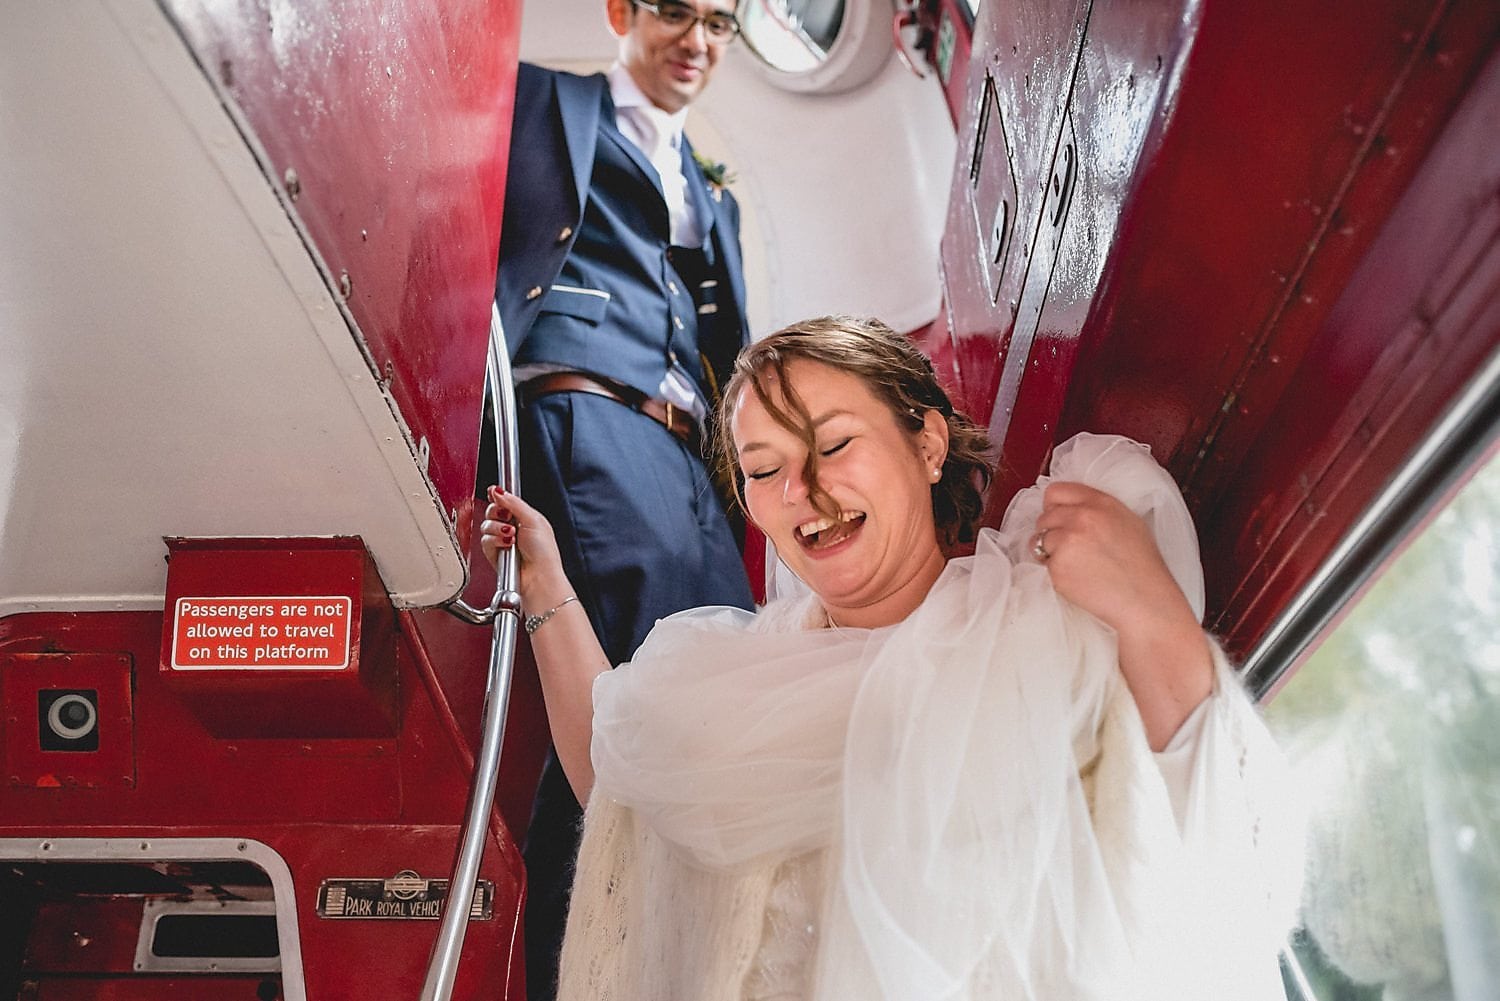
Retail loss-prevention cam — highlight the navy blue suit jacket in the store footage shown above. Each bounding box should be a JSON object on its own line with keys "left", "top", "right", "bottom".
{"left": 495, "top": 64, "right": 749, "bottom": 378}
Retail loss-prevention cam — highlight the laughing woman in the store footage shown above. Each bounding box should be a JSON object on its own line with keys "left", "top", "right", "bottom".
{"left": 482, "top": 316, "right": 1302, "bottom": 1001}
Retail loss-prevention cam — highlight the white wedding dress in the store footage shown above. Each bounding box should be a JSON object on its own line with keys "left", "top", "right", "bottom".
{"left": 559, "top": 434, "right": 1303, "bottom": 1001}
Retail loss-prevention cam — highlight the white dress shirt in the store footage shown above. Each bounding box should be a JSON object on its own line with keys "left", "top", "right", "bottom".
{"left": 607, "top": 64, "right": 705, "bottom": 248}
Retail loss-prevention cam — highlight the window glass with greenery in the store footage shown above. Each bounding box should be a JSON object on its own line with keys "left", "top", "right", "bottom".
{"left": 1266, "top": 446, "right": 1500, "bottom": 1001}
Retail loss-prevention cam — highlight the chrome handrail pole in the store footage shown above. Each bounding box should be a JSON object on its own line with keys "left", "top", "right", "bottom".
{"left": 422, "top": 302, "right": 523, "bottom": 1001}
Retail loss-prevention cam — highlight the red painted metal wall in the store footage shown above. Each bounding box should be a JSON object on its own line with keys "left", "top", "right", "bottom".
{"left": 163, "top": 0, "right": 517, "bottom": 522}
{"left": 1191, "top": 39, "right": 1500, "bottom": 648}
{"left": 3, "top": 1, "right": 533, "bottom": 997}
{"left": 1, "top": 610, "right": 524, "bottom": 998}
{"left": 937, "top": 0, "right": 1500, "bottom": 657}
{"left": 161, "top": 0, "right": 545, "bottom": 914}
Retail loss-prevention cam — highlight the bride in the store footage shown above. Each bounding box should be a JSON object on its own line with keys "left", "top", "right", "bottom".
{"left": 483, "top": 315, "right": 1302, "bottom": 1001}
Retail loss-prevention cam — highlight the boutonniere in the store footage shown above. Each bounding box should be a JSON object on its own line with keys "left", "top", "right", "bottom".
{"left": 692, "top": 150, "right": 735, "bottom": 201}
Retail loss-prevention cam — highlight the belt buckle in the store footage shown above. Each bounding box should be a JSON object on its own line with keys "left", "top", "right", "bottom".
{"left": 665, "top": 401, "right": 676, "bottom": 433}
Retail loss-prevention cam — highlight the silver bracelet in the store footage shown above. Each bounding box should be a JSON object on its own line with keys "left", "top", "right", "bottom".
{"left": 523, "top": 595, "right": 579, "bottom": 635}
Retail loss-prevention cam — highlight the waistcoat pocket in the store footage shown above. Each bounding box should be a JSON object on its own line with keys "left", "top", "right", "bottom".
{"left": 540, "top": 284, "right": 611, "bottom": 324}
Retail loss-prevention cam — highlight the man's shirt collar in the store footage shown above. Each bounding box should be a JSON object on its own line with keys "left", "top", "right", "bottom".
{"left": 607, "top": 63, "right": 690, "bottom": 148}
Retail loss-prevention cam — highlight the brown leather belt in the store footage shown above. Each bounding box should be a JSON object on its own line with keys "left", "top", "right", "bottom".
{"left": 519, "top": 372, "right": 701, "bottom": 447}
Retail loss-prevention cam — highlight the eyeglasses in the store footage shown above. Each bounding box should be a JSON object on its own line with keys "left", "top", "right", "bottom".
{"left": 631, "top": 1, "right": 741, "bottom": 44}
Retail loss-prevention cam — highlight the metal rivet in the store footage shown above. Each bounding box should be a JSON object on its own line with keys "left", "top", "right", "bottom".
{"left": 283, "top": 167, "right": 300, "bottom": 201}
{"left": 338, "top": 271, "right": 352, "bottom": 298}
{"left": 557, "top": 226, "right": 573, "bottom": 243}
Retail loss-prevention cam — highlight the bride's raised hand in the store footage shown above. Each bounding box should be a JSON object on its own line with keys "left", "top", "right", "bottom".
{"left": 1033, "top": 480, "right": 1211, "bottom": 746}
{"left": 480, "top": 486, "right": 570, "bottom": 608}
{"left": 1031, "top": 481, "right": 1196, "bottom": 638}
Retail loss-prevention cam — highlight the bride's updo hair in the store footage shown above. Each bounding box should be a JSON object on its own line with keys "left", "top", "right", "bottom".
{"left": 715, "top": 315, "right": 993, "bottom": 547}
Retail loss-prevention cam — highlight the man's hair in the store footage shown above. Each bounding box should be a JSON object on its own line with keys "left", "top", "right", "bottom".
{"left": 714, "top": 315, "right": 994, "bottom": 548}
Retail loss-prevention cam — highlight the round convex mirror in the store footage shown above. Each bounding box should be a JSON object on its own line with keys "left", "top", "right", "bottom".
{"left": 741, "top": 0, "right": 847, "bottom": 73}
{"left": 739, "top": 0, "right": 893, "bottom": 94}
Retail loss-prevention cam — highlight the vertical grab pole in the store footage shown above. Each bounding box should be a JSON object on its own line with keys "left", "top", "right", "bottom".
{"left": 421, "top": 302, "right": 523, "bottom": 1001}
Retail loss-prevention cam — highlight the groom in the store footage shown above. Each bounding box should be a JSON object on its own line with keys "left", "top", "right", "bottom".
{"left": 491, "top": 1, "right": 755, "bottom": 997}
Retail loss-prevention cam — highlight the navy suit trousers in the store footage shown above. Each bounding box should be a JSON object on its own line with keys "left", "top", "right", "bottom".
{"left": 517, "top": 391, "right": 753, "bottom": 1000}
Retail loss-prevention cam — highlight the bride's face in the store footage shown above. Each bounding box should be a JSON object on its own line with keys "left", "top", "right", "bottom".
{"left": 732, "top": 359, "right": 949, "bottom": 627}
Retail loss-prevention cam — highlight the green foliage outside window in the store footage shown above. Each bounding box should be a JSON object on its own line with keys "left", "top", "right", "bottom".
{"left": 1267, "top": 448, "right": 1500, "bottom": 1001}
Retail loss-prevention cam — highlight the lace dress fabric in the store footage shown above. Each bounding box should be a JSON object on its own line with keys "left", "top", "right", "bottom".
{"left": 742, "top": 851, "right": 826, "bottom": 1001}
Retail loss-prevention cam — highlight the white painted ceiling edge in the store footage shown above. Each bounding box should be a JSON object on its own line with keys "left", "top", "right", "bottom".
{"left": 519, "top": 0, "right": 957, "bottom": 335}
{"left": 0, "top": 0, "right": 465, "bottom": 618}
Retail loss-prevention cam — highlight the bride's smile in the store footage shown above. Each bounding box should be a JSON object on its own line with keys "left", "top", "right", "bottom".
{"left": 732, "top": 359, "right": 949, "bottom": 629}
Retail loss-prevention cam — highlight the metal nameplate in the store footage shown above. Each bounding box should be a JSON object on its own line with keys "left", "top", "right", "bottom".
{"left": 316, "top": 870, "right": 493, "bottom": 920}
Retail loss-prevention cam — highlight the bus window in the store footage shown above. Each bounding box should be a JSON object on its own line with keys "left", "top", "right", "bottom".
{"left": 737, "top": 0, "right": 896, "bottom": 95}
{"left": 1266, "top": 447, "right": 1500, "bottom": 1001}
{"left": 741, "top": 0, "right": 847, "bottom": 73}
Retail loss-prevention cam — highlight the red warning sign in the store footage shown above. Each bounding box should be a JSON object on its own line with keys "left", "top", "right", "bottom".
{"left": 170, "top": 596, "right": 352, "bottom": 670}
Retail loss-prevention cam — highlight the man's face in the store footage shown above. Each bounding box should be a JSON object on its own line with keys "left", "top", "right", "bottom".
{"left": 608, "top": 0, "right": 736, "bottom": 113}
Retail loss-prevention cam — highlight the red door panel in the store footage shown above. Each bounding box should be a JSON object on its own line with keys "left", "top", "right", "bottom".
{"left": 940, "top": 0, "right": 1500, "bottom": 656}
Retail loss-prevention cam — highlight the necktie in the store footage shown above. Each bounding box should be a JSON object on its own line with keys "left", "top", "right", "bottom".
{"left": 620, "top": 104, "right": 699, "bottom": 246}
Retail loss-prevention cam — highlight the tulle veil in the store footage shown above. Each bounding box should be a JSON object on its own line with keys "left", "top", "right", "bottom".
{"left": 587, "top": 433, "right": 1299, "bottom": 1000}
